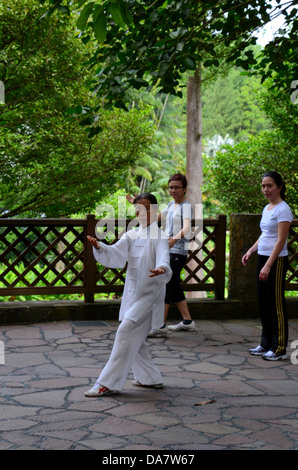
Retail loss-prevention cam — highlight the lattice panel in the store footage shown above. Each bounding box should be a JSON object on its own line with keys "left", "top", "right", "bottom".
{"left": 182, "top": 225, "right": 216, "bottom": 286}
{"left": 94, "top": 223, "right": 130, "bottom": 291}
{"left": 287, "top": 224, "right": 298, "bottom": 286}
{"left": 93, "top": 223, "right": 217, "bottom": 291}
{"left": 0, "top": 225, "right": 84, "bottom": 288}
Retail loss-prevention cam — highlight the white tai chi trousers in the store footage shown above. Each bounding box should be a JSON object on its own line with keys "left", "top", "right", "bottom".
{"left": 96, "top": 314, "right": 163, "bottom": 392}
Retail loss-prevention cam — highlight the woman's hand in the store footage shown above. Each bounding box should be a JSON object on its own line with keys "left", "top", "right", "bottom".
{"left": 126, "top": 193, "right": 137, "bottom": 204}
{"left": 259, "top": 264, "right": 271, "bottom": 282}
{"left": 87, "top": 235, "right": 100, "bottom": 249}
{"left": 149, "top": 267, "right": 165, "bottom": 277}
{"left": 241, "top": 251, "right": 252, "bottom": 266}
{"left": 241, "top": 239, "right": 259, "bottom": 266}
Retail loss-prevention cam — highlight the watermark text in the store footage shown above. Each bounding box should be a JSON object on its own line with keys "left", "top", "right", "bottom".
{"left": 0, "top": 341, "right": 4, "bottom": 365}
{"left": 290, "top": 80, "right": 298, "bottom": 105}
{"left": 94, "top": 197, "right": 203, "bottom": 250}
{"left": 290, "top": 340, "right": 298, "bottom": 365}
{"left": 0, "top": 81, "right": 4, "bottom": 104}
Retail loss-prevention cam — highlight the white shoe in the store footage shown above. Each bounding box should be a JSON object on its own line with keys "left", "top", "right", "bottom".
{"left": 132, "top": 380, "right": 163, "bottom": 389}
{"left": 262, "top": 351, "right": 287, "bottom": 361}
{"left": 148, "top": 326, "right": 170, "bottom": 337}
{"left": 84, "top": 384, "right": 113, "bottom": 397}
{"left": 249, "top": 345, "right": 268, "bottom": 356}
{"left": 168, "top": 321, "right": 196, "bottom": 332}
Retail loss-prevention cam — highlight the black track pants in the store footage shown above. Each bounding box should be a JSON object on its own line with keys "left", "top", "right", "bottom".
{"left": 165, "top": 253, "right": 187, "bottom": 304}
{"left": 257, "top": 255, "right": 289, "bottom": 355}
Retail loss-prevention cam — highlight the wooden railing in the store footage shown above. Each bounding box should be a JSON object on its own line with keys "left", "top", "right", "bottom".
{"left": 0, "top": 214, "right": 227, "bottom": 301}
{"left": 1, "top": 215, "right": 296, "bottom": 303}
{"left": 287, "top": 220, "right": 298, "bottom": 290}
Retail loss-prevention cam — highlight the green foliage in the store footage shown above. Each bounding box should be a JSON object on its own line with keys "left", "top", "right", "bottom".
{"left": 204, "top": 130, "right": 297, "bottom": 215}
{"left": 0, "top": 0, "right": 154, "bottom": 218}
{"left": 252, "top": 11, "right": 298, "bottom": 91}
{"left": 202, "top": 66, "right": 271, "bottom": 142}
{"left": 259, "top": 79, "right": 298, "bottom": 148}
{"left": 124, "top": 90, "right": 187, "bottom": 200}
{"left": 204, "top": 74, "right": 298, "bottom": 216}
{"left": 41, "top": 0, "right": 297, "bottom": 108}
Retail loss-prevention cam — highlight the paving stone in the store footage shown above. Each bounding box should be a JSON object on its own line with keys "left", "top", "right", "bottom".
{"left": 0, "top": 318, "right": 298, "bottom": 450}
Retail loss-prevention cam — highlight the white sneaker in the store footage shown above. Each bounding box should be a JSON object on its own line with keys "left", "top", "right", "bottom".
{"left": 249, "top": 345, "right": 268, "bottom": 356}
{"left": 262, "top": 351, "right": 287, "bottom": 361}
{"left": 84, "top": 384, "right": 113, "bottom": 397}
{"left": 132, "top": 380, "right": 163, "bottom": 389}
{"left": 148, "top": 326, "right": 170, "bottom": 337}
{"left": 168, "top": 321, "right": 196, "bottom": 332}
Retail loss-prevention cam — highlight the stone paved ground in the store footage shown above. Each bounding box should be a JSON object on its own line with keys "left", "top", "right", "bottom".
{"left": 0, "top": 318, "right": 298, "bottom": 450}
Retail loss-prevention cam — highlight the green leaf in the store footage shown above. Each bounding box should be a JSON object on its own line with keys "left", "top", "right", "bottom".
{"left": 74, "top": 105, "right": 83, "bottom": 114}
{"left": 134, "top": 166, "right": 152, "bottom": 180}
{"left": 88, "top": 126, "right": 102, "bottom": 138}
{"left": 93, "top": 4, "right": 104, "bottom": 23}
{"left": 184, "top": 58, "right": 196, "bottom": 70}
{"left": 75, "top": 0, "right": 90, "bottom": 8}
{"left": 76, "top": 2, "right": 94, "bottom": 31}
{"left": 129, "top": 77, "right": 149, "bottom": 89}
{"left": 109, "top": 3, "right": 126, "bottom": 28}
{"left": 93, "top": 11, "right": 107, "bottom": 43}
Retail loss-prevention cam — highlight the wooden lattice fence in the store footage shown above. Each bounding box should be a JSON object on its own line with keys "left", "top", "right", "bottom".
{"left": 0, "top": 215, "right": 297, "bottom": 302}
{"left": 0, "top": 214, "right": 227, "bottom": 301}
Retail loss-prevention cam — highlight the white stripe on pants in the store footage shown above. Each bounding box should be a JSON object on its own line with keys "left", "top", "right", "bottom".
{"left": 96, "top": 314, "right": 163, "bottom": 391}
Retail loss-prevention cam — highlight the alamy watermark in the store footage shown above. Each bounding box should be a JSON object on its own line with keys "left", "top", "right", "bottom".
{"left": 290, "top": 80, "right": 298, "bottom": 105}
{"left": 94, "top": 197, "right": 203, "bottom": 250}
{"left": 290, "top": 340, "right": 298, "bottom": 365}
{"left": 0, "top": 341, "right": 4, "bottom": 365}
{"left": 0, "top": 81, "right": 5, "bottom": 104}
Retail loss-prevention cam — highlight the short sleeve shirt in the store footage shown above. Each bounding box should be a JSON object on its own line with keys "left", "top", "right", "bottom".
{"left": 258, "top": 201, "right": 293, "bottom": 256}
{"left": 162, "top": 200, "right": 192, "bottom": 255}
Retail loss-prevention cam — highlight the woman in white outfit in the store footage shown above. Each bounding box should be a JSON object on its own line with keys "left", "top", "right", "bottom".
{"left": 85, "top": 193, "right": 172, "bottom": 397}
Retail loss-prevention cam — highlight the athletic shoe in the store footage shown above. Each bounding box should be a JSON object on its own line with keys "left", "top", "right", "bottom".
{"left": 132, "top": 380, "right": 163, "bottom": 389}
{"left": 168, "top": 321, "right": 196, "bottom": 332}
{"left": 84, "top": 384, "right": 113, "bottom": 397}
{"left": 147, "top": 326, "right": 170, "bottom": 338}
{"left": 249, "top": 345, "right": 268, "bottom": 356}
{"left": 262, "top": 351, "right": 287, "bottom": 361}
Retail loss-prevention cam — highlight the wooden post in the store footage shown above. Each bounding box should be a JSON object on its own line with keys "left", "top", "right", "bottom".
{"left": 228, "top": 213, "right": 260, "bottom": 300}
{"left": 215, "top": 214, "right": 226, "bottom": 300}
{"left": 185, "top": 67, "right": 205, "bottom": 298}
{"left": 186, "top": 67, "right": 202, "bottom": 207}
{"left": 84, "top": 214, "right": 97, "bottom": 303}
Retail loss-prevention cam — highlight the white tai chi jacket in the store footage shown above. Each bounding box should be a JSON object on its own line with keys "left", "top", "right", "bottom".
{"left": 93, "top": 221, "right": 172, "bottom": 330}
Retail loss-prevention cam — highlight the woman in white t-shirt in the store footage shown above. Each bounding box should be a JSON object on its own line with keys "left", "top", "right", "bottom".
{"left": 242, "top": 172, "right": 293, "bottom": 361}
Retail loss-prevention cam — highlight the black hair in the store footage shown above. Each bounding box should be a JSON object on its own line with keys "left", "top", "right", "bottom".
{"left": 133, "top": 193, "right": 158, "bottom": 205}
{"left": 168, "top": 173, "right": 187, "bottom": 189}
{"left": 262, "top": 171, "right": 286, "bottom": 200}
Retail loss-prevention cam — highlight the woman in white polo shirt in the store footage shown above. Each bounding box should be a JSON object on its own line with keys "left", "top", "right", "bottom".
{"left": 242, "top": 171, "right": 293, "bottom": 361}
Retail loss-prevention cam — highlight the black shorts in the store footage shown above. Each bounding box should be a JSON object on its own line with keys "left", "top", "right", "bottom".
{"left": 165, "top": 253, "right": 187, "bottom": 304}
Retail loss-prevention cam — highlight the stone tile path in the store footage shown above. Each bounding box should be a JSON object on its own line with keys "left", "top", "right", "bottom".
{"left": 0, "top": 319, "right": 298, "bottom": 450}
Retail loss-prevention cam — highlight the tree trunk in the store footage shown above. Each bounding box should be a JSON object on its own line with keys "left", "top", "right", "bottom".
{"left": 186, "top": 67, "right": 202, "bottom": 208}
{"left": 185, "top": 67, "right": 206, "bottom": 298}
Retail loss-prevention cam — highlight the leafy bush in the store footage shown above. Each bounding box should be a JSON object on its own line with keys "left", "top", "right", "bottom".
{"left": 204, "top": 130, "right": 297, "bottom": 216}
